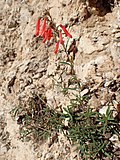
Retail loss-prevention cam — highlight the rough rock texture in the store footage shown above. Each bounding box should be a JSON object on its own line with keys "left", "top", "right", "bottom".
{"left": 0, "top": 0, "right": 120, "bottom": 160}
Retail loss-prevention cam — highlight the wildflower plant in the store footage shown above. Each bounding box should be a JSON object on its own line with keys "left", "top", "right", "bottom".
{"left": 10, "top": 10, "right": 120, "bottom": 160}
{"left": 11, "top": 78, "right": 120, "bottom": 159}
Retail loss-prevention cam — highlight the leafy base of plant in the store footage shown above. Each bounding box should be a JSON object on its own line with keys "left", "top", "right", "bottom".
{"left": 10, "top": 91, "right": 119, "bottom": 159}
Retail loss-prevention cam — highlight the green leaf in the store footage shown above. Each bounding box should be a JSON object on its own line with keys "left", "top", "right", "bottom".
{"left": 60, "top": 61, "right": 71, "bottom": 66}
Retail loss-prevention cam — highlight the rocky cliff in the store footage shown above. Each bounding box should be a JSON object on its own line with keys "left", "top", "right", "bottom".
{"left": 0, "top": 0, "right": 120, "bottom": 160}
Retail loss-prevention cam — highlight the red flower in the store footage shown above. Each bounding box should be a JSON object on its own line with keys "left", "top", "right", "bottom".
{"left": 35, "top": 18, "right": 40, "bottom": 36}
{"left": 59, "top": 31, "right": 64, "bottom": 44}
{"left": 42, "top": 27, "right": 53, "bottom": 43}
{"left": 59, "top": 24, "right": 72, "bottom": 38}
{"left": 47, "top": 27, "right": 52, "bottom": 40}
{"left": 54, "top": 41, "right": 59, "bottom": 54}
{"left": 40, "top": 18, "right": 46, "bottom": 37}
{"left": 42, "top": 30, "right": 48, "bottom": 43}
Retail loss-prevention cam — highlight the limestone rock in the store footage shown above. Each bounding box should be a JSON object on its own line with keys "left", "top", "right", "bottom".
{"left": 79, "top": 36, "right": 97, "bottom": 54}
{"left": 0, "top": 0, "right": 120, "bottom": 160}
{"left": 80, "top": 89, "right": 89, "bottom": 97}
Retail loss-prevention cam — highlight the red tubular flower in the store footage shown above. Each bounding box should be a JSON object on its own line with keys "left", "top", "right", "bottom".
{"left": 54, "top": 41, "right": 59, "bottom": 54}
{"left": 59, "top": 31, "right": 64, "bottom": 44}
{"left": 40, "top": 18, "right": 46, "bottom": 37}
{"left": 59, "top": 24, "right": 72, "bottom": 38}
{"left": 47, "top": 27, "right": 52, "bottom": 40}
{"left": 35, "top": 18, "right": 40, "bottom": 36}
{"left": 42, "top": 30, "right": 48, "bottom": 43}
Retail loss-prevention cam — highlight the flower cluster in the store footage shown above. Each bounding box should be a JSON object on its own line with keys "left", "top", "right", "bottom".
{"left": 35, "top": 17, "right": 72, "bottom": 54}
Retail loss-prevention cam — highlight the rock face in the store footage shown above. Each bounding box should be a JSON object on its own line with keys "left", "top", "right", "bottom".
{"left": 0, "top": 0, "right": 120, "bottom": 160}
{"left": 79, "top": 36, "right": 97, "bottom": 54}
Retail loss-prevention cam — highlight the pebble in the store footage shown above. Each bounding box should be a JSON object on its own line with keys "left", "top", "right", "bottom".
{"left": 80, "top": 89, "right": 89, "bottom": 97}
{"left": 99, "top": 106, "right": 113, "bottom": 115}
{"left": 104, "top": 80, "right": 111, "bottom": 87}
{"left": 109, "top": 134, "right": 119, "bottom": 142}
{"left": 115, "top": 32, "right": 120, "bottom": 38}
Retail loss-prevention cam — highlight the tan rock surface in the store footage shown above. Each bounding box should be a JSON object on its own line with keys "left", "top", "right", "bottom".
{"left": 0, "top": 0, "right": 120, "bottom": 160}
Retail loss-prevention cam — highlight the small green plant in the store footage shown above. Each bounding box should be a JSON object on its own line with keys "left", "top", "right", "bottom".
{"left": 59, "top": 79, "right": 119, "bottom": 159}
{"left": 11, "top": 89, "right": 119, "bottom": 159}
{"left": 62, "top": 104, "right": 119, "bottom": 159}
{"left": 11, "top": 93, "right": 63, "bottom": 142}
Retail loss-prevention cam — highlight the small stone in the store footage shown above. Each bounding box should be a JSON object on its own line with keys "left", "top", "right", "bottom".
{"left": 99, "top": 106, "right": 113, "bottom": 115}
{"left": 104, "top": 80, "right": 111, "bottom": 87}
{"left": 8, "top": 20, "right": 17, "bottom": 28}
{"left": 109, "top": 134, "right": 119, "bottom": 142}
{"left": 45, "top": 152, "right": 54, "bottom": 159}
{"left": 115, "top": 32, "right": 120, "bottom": 38}
{"left": 33, "top": 73, "right": 42, "bottom": 79}
{"left": 80, "top": 89, "right": 89, "bottom": 97}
